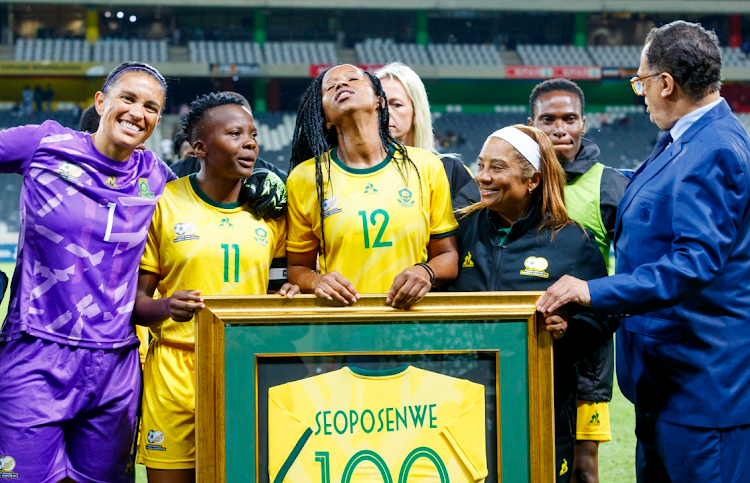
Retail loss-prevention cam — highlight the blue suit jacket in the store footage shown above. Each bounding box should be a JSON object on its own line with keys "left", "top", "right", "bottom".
{"left": 589, "top": 100, "right": 750, "bottom": 428}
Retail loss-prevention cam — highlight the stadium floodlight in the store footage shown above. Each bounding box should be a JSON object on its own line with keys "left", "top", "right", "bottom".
{"left": 129, "top": 15, "right": 137, "bottom": 22}
{"left": 104, "top": 11, "right": 111, "bottom": 18}
{"left": 116, "top": 11, "right": 124, "bottom": 19}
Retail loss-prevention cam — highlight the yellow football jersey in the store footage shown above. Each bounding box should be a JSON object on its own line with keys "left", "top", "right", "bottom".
{"left": 140, "top": 175, "right": 286, "bottom": 345}
{"left": 268, "top": 366, "right": 488, "bottom": 483}
{"left": 286, "top": 146, "right": 458, "bottom": 293}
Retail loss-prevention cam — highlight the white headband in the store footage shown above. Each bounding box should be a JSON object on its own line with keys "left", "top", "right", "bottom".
{"left": 489, "top": 127, "right": 541, "bottom": 171}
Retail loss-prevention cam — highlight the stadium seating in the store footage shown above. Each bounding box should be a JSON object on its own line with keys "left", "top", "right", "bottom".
{"left": 587, "top": 45, "right": 641, "bottom": 69}
{"left": 517, "top": 44, "right": 595, "bottom": 66}
{"left": 14, "top": 38, "right": 168, "bottom": 64}
{"left": 427, "top": 43, "right": 504, "bottom": 67}
{"left": 355, "top": 38, "right": 431, "bottom": 66}
{"left": 263, "top": 41, "right": 338, "bottom": 65}
{"left": 721, "top": 47, "right": 750, "bottom": 68}
{"left": 189, "top": 40, "right": 265, "bottom": 64}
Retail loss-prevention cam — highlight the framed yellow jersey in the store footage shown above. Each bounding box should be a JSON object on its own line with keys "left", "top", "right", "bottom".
{"left": 268, "top": 366, "right": 487, "bottom": 483}
{"left": 286, "top": 145, "right": 458, "bottom": 293}
{"left": 140, "top": 175, "right": 286, "bottom": 345}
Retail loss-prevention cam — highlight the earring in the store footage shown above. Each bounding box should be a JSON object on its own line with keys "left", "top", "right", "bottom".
{"left": 528, "top": 188, "right": 532, "bottom": 194}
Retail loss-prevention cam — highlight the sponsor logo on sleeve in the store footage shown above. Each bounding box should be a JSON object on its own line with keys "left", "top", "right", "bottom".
{"left": 520, "top": 256, "right": 549, "bottom": 278}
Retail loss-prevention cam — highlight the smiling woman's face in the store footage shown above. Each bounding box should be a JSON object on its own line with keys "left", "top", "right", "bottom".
{"left": 321, "top": 65, "right": 378, "bottom": 128}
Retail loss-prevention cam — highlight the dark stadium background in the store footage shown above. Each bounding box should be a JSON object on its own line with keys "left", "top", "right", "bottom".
{"left": 2, "top": 2, "right": 750, "bottom": 481}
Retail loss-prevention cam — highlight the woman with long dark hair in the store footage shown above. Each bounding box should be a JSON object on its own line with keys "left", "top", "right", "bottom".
{"left": 0, "top": 62, "right": 174, "bottom": 482}
{"left": 447, "top": 125, "right": 619, "bottom": 483}
{"left": 286, "top": 64, "right": 458, "bottom": 309}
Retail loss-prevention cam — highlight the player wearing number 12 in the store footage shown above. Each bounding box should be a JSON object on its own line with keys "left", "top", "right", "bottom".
{"left": 134, "top": 93, "right": 295, "bottom": 483}
{"left": 287, "top": 65, "right": 458, "bottom": 308}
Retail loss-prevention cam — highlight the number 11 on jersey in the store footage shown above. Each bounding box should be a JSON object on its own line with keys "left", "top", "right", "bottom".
{"left": 221, "top": 243, "right": 240, "bottom": 283}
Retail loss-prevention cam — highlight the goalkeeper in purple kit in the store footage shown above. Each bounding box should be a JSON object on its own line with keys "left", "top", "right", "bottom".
{"left": 0, "top": 62, "right": 175, "bottom": 483}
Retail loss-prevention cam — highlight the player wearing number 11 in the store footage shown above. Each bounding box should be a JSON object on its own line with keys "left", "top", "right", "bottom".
{"left": 134, "top": 93, "right": 297, "bottom": 483}
{"left": 287, "top": 65, "right": 459, "bottom": 309}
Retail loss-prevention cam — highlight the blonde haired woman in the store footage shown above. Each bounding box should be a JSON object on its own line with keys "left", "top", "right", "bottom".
{"left": 446, "top": 125, "right": 620, "bottom": 483}
{"left": 375, "top": 62, "right": 473, "bottom": 206}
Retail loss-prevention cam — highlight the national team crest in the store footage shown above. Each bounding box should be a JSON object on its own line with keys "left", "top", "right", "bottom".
{"left": 254, "top": 227, "right": 269, "bottom": 246}
{"left": 397, "top": 188, "right": 414, "bottom": 207}
{"left": 138, "top": 178, "right": 154, "bottom": 198}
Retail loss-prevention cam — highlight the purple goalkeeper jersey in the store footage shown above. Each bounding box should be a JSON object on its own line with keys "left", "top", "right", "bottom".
{"left": 0, "top": 120, "right": 176, "bottom": 349}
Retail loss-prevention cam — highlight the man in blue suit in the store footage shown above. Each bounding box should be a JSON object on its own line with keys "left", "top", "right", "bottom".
{"left": 537, "top": 21, "right": 750, "bottom": 482}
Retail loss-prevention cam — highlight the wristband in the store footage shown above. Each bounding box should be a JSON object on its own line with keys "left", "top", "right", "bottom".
{"left": 415, "top": 262, "right": 436, "bottom": 285}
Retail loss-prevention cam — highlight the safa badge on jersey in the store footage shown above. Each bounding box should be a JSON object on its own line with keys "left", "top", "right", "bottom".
{"left": 145, "top": 430, "right": 167, "bottom": 451}
{"left": 0, "top": 455, "right": 18, "bottom": 479}
{"left": 173, "top": 222, "right": 199, "bottom": 243}
{"left": 520, "top": 256, "right": 550, "bottom": 278}
{"left": 322, "top": 197, "right": 342, "bottom": 219}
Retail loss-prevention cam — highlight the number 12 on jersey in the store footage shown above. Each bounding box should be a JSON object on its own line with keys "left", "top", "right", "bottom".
{"left": 221, "top": 243, "right": 240, "bottom": 283}
{"left": 358, "top": 210, "right": 393, "bottom": 249}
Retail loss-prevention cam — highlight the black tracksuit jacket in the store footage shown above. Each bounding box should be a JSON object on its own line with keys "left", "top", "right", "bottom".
{"left": 446, "top": 204, "right": 620, "bottom": 482}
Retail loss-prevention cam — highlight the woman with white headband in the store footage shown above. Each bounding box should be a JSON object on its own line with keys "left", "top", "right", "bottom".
{"left": 446, "top": 125, "right": 620, "bottom": 483}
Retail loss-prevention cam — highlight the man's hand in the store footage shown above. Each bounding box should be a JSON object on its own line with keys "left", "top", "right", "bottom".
{"left": 536, "top": 275, "right": 591, "bottom": 314}
{"left": 240, "top": 169, "right": 287, "bottom": 219}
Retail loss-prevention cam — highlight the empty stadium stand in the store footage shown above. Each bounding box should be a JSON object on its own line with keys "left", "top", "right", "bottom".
{"left": 355, "top": 38, "right": 431, "bottom": 66}
{"left": 517, "top": 44, "right": 595, "bottom": 66}
{"left": 14, "top": 38, "right": 168, "bottom": 64}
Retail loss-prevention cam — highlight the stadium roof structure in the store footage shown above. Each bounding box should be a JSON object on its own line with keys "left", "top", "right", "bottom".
{"left": 4, "top": 0, "right": 750, "bottom": 13}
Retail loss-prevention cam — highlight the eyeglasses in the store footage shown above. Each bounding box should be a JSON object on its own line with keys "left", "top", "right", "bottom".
{"left": 630, "top": 73, "right": 662, "bottom": 96}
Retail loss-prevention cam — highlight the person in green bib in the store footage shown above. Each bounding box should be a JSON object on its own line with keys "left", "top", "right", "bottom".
{"left": 528, "top": 78, "right": 628, "bottom": 483}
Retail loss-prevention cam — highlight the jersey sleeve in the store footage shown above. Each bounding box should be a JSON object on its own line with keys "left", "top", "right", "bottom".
{"left": 270, "top": 216, "right": 287, "bottom": 259}
{"left": 268, "top": 383, "right": 313, "bottom": 483}
{"left": 285, "top": 165, "right": 320, "bottom": 253}
{"left": 139, "top": 200, "right": 163, "bottom": 275}
{"left": 426, "top": 157, "right": 459, "bottom": 238}
{"left": 439, "top": 381, "right": 488, "bottom": 481}
{"left": 0, "top": 122, "right": 50, "bottom": 175}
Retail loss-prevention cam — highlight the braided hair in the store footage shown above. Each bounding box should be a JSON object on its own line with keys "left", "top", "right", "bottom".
{"left": 182, "top": 92, "right": 244, "bottom": 145}
{"left": 289, "top": 66, "right": 421, "bottom": 271}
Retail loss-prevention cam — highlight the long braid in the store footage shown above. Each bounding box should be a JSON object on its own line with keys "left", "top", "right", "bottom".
{"left": 290, "top": 69, "right": 337, "bottom": 271}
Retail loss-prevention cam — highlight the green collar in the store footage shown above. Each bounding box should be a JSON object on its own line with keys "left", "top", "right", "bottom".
{"left": 349, "top": 366, "right": 408, "bottom": 377}
{"left": 331, "top": 145, "right": 395, "bottom": 175}
{"left": 189, "top": 174, "right": 243, "bottom": 209}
